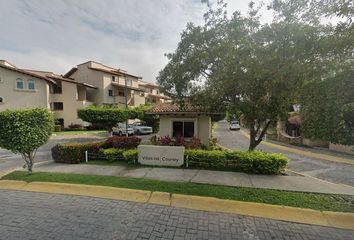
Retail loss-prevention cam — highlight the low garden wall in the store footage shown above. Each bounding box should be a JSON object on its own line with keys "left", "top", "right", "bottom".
{"left": 51, "top": 136, "right": 289, "bottom": 175}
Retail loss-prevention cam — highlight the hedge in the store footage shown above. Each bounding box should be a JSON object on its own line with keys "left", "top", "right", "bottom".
{"left": 106, "top": 149, "right": 288, "bottom": 174}
{"left": 104, "top": 136, "right": 141, "bottom": 149}
{"left": 51, "top": 142, "right": 103, "bottom": 164}
{"left": 100, "top": 148, "right": 125, "bottom": 161}
{"left": 52, "top": 142, "right": 288, "bottom": 174}
{"left": 185, "top": 149, "right": 288, "bottom": 174}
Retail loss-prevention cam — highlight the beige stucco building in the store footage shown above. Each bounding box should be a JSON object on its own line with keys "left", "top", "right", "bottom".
{"left": 1, "top": 60, "right": 170, "bottom": 128}
{"left": 64, "top": 61, "right": 170, "bottom": 108}
{"left": 0, "top": 60, "right": 97, "bottom": 128}
{"left": 148, "top": 103, "right": 213, "bottom": 146}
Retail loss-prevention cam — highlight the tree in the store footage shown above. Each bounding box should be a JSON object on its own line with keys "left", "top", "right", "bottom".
{"left": 301, "top": 68, "right": 354, "bottom": 145}
{"left": 133, "top": 104, "right": 160, "bottom": 132}
{"left": 78, "top": 105, "right": 137, "bottom": 132}
{"left": 0, "top": 108, "right": 54, "bottom": 173}
{"left": 157, "top": 0, "right": 354, "bottom": 150}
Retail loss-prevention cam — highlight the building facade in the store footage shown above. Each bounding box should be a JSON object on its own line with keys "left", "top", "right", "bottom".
{"left": 0, "top": 60, "right": 170, "bottom": 128}
{"left": 65, "top": 61, "right": 169, "bottom": 108}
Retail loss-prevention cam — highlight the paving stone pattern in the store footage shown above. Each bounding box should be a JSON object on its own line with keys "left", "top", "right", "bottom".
{"left": 0, "top": 190, "right": 353, "bottom": 240}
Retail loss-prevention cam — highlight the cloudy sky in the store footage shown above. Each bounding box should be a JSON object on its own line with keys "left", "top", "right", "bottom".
{"left": 0, "top": 0, "right": 272, "bottom": 82}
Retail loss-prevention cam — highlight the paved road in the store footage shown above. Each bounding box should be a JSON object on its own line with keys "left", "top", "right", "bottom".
{"left": 214, "top": 120, "right": 354, "bottom": 187}
{"left": 0, "top": 190, "right": 353, "bottom": 240}
{"left": 0, "top": 133, "right": 153, "bottom": 176}
{"left": 0, "top": 134, "right": 107, "bottom": 176}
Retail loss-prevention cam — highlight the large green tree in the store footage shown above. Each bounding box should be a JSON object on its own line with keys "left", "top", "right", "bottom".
{"left": 157, "top": 0, "right": 354, "bottom": 150}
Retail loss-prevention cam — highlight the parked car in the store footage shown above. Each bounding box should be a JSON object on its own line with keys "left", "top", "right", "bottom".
{"left": 112, "top": 123, "right": 134, "bottom": 136}
{"left": 130, "top": 121, "right": 153, "bottom": 135}
{"left": 229, "top": 120, "right": 240, "bottom": 131}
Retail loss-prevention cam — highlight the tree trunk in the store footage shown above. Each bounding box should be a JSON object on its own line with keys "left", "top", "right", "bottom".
{"left": 248, "top": 120, "right": 271, "bottom": 151}
{"left": 22, "top": 152, "right": 35, "bottom": 173}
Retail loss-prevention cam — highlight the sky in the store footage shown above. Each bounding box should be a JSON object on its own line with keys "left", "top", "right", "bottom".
{"left": 0, "top": 0, "right": 272, "bottom": 83}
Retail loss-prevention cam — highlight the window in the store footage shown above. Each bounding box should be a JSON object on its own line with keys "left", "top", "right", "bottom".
{"left": 16, "top": 78, "right": 24, "bottom": 89}
{"left": 50, "top": 80, "right": 62, "bottom": 94}
{"left": 50, "top": 102, "right": 63, "bottom": 111}
{"left": 172, "top": 121, "right": 195, "bottom": 138}
{"left": 108, "top": 89, "right": 113, "bottom": 97}
{"left": 156, "top": 89, "right": 159, "bottom": 95}
{"left": 28, "top": 79, "right": 35, "bottom": 90}
{"left": 111, "top": 76, "right": 116, "bottom": 82}
{"left": 0, "top": 97, "right": 3, "bottom": 103}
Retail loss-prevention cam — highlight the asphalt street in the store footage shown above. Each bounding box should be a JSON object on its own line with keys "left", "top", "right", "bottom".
{"left": 214, "top": 120, "right": 354, "bottom": 187}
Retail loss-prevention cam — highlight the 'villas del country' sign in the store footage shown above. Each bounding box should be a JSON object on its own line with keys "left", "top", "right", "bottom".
{"left": 137, "top": 145, "right": 185, "bottom": 167}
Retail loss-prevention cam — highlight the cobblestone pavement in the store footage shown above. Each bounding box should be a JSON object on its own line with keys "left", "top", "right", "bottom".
{"left": 0, "top": 190, "right": 353, "bottom": 240}
{"left": 214, "top": 120, "right": 354, "bottom": 186}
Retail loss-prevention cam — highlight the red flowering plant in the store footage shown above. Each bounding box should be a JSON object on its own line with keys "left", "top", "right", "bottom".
{"left": 158, "top": 136, "right": 173, "bottom": 145}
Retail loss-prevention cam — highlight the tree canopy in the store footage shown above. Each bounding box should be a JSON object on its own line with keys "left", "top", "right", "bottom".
{"left": 78, "top": 105, "right": 138, "bottom": 131}
{"left": 0, "top": 108, "right": 54, "bottom": 172}
{"left": 157, "top": 0, "right": 354, "bottom": 150}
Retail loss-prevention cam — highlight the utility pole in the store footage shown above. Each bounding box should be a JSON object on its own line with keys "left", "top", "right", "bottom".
{"left": 125, "top": 75, "right": 128, "bottom": 136}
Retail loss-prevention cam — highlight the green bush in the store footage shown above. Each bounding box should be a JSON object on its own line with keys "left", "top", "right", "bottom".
{"left": 54, "top": 125, "right": 62, "bottom": 132}
{"left": 0, "top": 108, "right": 54, "bottom": 172}
{"left": 100, "top": 148, "right": 125, "bottom": 161}
{"left": 123, "top": 149, "right": 139, "bottom": 163}
{"left": 185, "top": 149, "right": 288, "bottom": 174}
{"left": 51, "top": 142, "right": 103, "bottom": 164}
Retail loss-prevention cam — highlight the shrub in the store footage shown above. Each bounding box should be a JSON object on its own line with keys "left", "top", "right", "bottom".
{"left": 123, "top": 149, "right": 139, "bottom": 163}
{"left": 153, "top": 136, "right": 202, "bottom": 149}
{"left": 100, "top": 148, "right": 125, "bottom": 161}
{"left": 65, "top": 123, "right": 84, "bottom": 131}
{"left": 104, "top": 136, "right": 141, "bottom": 149}
{"left": 51, "top": 142, "right": 104, "bottom": 164}
{"left": 54, "top": 125, "right": 62, "bottom": 132}
{"left": 0, "top": 108, "right": 54, "bottom": 172}
{"left": 185, "top": 149, "right": 288, "bottom": 174}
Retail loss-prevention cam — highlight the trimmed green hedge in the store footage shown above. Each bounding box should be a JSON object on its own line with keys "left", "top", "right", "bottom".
{"left": 109, "top": 149, "right": 288, "bottom": 175}
{"left": 52, "top": 142, "right": 288, "bottom": 174}
{"left": 100, "top": 148, "right": 125, "bottom": 161}
{"left": 51, "top": 142, "right": 103, "bottom": 164}
{"left": 185, "top": 149, "right": 288, "bottom": 174}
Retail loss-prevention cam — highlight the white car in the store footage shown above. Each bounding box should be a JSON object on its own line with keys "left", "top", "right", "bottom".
{"left": 229, "top": 121, "right": 240, "bottom": 131}
{"left": 130, "top": 121, "right": 153, "bottom": 135}
{"left": 112, "top": 123, "right": 134, "bottom": 136}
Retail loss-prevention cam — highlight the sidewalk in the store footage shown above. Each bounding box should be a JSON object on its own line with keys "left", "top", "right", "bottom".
{"left": 31, "top": 161, "right": 354, "bottom": 195}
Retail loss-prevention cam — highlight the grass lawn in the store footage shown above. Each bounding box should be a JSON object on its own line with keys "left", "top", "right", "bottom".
{"left": 53, "top": 130, "right": 106, "bottom": 136}
{"left": 3, "top": 171, "right": 354, "bottom": 213}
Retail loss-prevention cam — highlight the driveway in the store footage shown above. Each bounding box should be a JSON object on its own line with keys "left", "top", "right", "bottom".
{"left": 214, "top": 120, "right": 354, "bottom": 187}
{"left": 1, "top": 189, "right": 353, "bottom": 240}
{"left": 0, "top": 133, "right": 154, "bottom": 176}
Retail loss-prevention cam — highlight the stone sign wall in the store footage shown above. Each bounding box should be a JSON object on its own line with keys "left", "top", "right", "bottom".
{"left": 138, "top": 145, "right": 185, "bottom": 167}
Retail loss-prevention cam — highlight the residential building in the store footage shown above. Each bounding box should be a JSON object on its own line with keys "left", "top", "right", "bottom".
{"left": 0, "top": 60, "right": 97, "bottom": 128}
{"left": 64, "top": 61, "right": 170, "bottom": 107}
{"left": 25, "top": 70, "right": 97, "bottom": 127}
{"left": 0, "top": 60, "right": 170, "bottom": 128}
{"left": 0, "top": 60, "right": 53, "bottom": 110}
{"left": 138, "top": 80, "right": 171, "bottom": 104}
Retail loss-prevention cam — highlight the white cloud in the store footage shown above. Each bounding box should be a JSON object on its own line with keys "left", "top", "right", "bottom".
{"left": 0, "top": 0, "right": 269, "bottom": 82}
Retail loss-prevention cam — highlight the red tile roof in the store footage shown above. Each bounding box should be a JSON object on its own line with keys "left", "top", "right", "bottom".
{"left": 147, "top": 102, "right": 213, "bottom": 114}
{"left": 0, "top": 63, "right": 56, "bottom": 84}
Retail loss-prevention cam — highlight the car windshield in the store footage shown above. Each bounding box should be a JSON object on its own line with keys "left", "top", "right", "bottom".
{"left": 231, "top": 121, "right": 239, "bottom": 124}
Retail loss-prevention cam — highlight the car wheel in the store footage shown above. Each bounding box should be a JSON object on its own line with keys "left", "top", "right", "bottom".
{"left": 118, "top": 131, "right": 122, "bottom": 136}
{"left": 136, "top": 130, "right": 141, "bottom": 135}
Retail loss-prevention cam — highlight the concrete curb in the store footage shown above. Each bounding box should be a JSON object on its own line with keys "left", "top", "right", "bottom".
{"left": 1, "top": 180, "right": 353, "bottom": 230}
